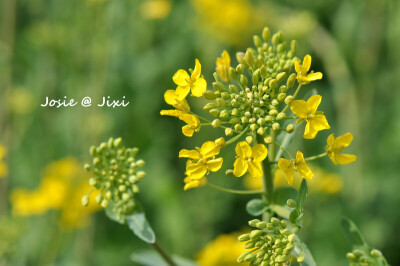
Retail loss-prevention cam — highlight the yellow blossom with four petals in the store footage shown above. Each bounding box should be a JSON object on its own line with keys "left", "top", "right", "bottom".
{"left": 179, "top": 140, "right": 223, "bottom": 190}
{"left": 278, "top": 151, "right": 313, "bottom": 185}
{"left": 179, "top": 113, "right": 200, "bottom": 137}
{"left": 326, "top": 133, "right": 357, "bottom": 165}
{"left": 290, "top": 94, "right": 330, "bottom": 139}
{"left": 173, "top": 59, "right": 207, "bottom": 101}
{"left": 216, "top": 50, "right": 231, "bottom": 82}
{"left": 294, "top": 54, "right": 323, "bottom": 85}
{"left": 233, "top": 141, "right": 268, "bottom": 178}
{"left": 160, "top": 89, "right": 190, "bottom": 117}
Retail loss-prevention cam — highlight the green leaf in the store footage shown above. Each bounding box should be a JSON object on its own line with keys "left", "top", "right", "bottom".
{"left": 341, "top": 217, "right": 368, "bottom": 247}
{"left": 131, "top": 250, "right": 198, "bottom": 266}
{"left": 246, "top": 198, "right": 267, "bottom": 216}
{"left": 126, "top": 212, "right": 156, "bottom": 244}
{"left": 273, "top": 187, "right": 298, "bottom": 206}
{"left": 293, "top": 236, "right": 316, "bottom": 266}
{"left": 105, "top": 202, "right": 125, "bottom": 224}
{"left": 297, "top": 179, "right": 308, "bottom": 211}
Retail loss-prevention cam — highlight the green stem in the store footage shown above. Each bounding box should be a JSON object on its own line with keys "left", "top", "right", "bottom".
{"left": 151, "top": 241, "right": 177, "bottom": 266}
{"left": 226, "top": 126, "right": 249, "bottom": 145}
{"left": 273, "top": 141, "right": 293, "bottom": 160}
{"left": 256, "top": 134, "right": 274, "bottom": 204}
{"left": 282, "top": 84, "right": 302, "bottom": 113}
{"left": 207, "top": 183, "right": 263, "bottom": 195}
{"left": 305, "top": 152, "right": 327, "bottom": 162}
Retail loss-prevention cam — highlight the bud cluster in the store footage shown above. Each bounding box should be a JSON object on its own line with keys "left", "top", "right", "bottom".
{"left": 237, "top": 218, "right": 303, "bottom": 265}
{"left": 82, "top": 137, "right": 146, "bottom": 222}
{"left": 346, "top": 248, "right": 386, "bottom": 266}
{"left": 204, "top": 27, "right": 297, "bottom": 141}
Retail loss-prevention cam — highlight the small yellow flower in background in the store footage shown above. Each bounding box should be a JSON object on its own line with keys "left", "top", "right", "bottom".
{"left": 10, "top": 158, "right": 100, "bottom": 229}
{"left": 245, "top": 165, "right": 342, "bottom": 195}
{"left": 233, "top": 141, "right": 268, "bottom": 178}
{"left": 216, "top": 50, "right": 231, "bottom": 82}
{"left": 0, "top": 145, "right": 8, "bottom": 178}
{"left": 160, "top": 89, "right": 190, "bottom": 117}
{"left": 278, "top": 151, "right": 313, "bottom": 185}
{"left": 179, "top": 140, "right": 223, "bottom": 181}
{"left": 326, "top": 133, "right": 357, "bottom": 165}
{"left": 196, "top": 232, "right": 246, "bottom": 266}
{"left": 140, "top": 0, "right": 172, "bottom": 20}
{"left": 294, "top": 54, "right": 323, "bottom": 85}
{"left": 173, "top": 59, "right": 207, "bottom": 101}
{"left": 290, "top": 94, "right": 330, "bottom": 139}
{"left": 179, "top": 113, "right": 200, "bottom": 137}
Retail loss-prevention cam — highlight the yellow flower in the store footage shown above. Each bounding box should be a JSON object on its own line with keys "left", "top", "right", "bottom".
{"left": 173, "top": 59, "right": 207, "bottom": 101}
{"left": 326, "top": 133, "right": 357, "bottom": 165}
{"left": 290, "top": 94, "right": 330, "bottom": 139}
{"left": 294, "top": 54, "right": 323, "bottom": 85}
{"left": 160, "top": 89, "right": 190, "bottom": 117}
{"left": 183, "top": 176, "right": 207, "bottom": 191}
{"left": 196, "top": 232, "right": 246, "bottom": 266}
{"left": 139, "top": 0, "right": 172, "bottom": 20}
{"left": 179, "top": 113, "right": 200, "bottom": 137}
{"left": 216, "top": 50, "right": 231, "bottom": 82}
{"left": 0, "top": 145, "right": 8, "bottom": 178}
{"left": 180, "top": 141, "right": 223, "bottom": 179}
{"left": 233, "top": 141, "right": 268, "bottom": 178}
{"left": 278, "top": 151, "right": 313, "bottom": 185}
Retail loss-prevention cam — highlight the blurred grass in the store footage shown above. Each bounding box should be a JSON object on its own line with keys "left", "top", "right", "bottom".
{"left": 0, "top": 0, "right": 399, "bottom": 265}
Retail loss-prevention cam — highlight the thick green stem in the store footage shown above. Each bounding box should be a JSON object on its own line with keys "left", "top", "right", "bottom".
{"left": 256, "top": 134, "right": 274, "bottom": 204}
{"left": 151, "top": 241, "right": 177, "bottom": 266}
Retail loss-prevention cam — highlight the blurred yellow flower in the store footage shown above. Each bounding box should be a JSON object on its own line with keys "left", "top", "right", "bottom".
{"left": 245, "top": 165, "right": 342, "bottom": 195}
{"left": 216, "top": 50, "right": 231, "bottom": 82}
{"left": 140, "top": 0, "right": 172, "bottom": 20}
{"left": 326, "top": 133, "right": 357, "bottom": 165}
{"left": 180, "top": 141, "right": 223, "bottom": 183}
{"left": 290, "top": 95, "right": 330, "bottom": 139}
{"left": 160, "top": 89, "right": 190, "bottom": 117}
{"left": 197, "top": 232, "right": 247, "bottom": 266}
{"left": 173, "top": 59, "right": 207, "bottom": 101}
{"left": 0, "top": 145, "right": 8, "bottom": 178}
{"left": 278, "top": 151, "right": 313, "bottom": 185}
{"left": 10, "top": 158, "right": 100, "bottom": 229}
{"left": 233, "top": 142, "right": 268, "bottom": 178}
{"left": 294, "top": 55, "right": 323, "bottom": 85}
{"left": 179, "top": 113, "right": 200, "bottom": 137}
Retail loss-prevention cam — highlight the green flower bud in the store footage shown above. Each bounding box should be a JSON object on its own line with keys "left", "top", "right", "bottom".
{"left": 213, "top": 82, "right": 226, "bottom": 91}
{"left": 284, "top": 95, "right": 293, "bottom": 105}
{"left": 250, "top": 230, "right": 263, "bottom": 239}
{"left": 136, "top": 160, "right": 145, "bottom": 167}
{"left": 250, "top": 124, "right": 258, "bottom": 131}
{"left": 262, "top": 27, "right": 270, "bottom": 42}
{"left": 203, "top": 103, "right": 216, "bottom": 111}
{"left": 244, "top": 253, "right": 256, "bottom": 262}
{"left": 209, "top": 109, "right": 220, "bottom": 117}
{"left": 287, "top": 73, "right": 296, "bottom": 88}
{"left": 229, "top": 84, "right": 239, "bottom": 93}
{"left": 229, "top": 67, "right": 237, "bottom": 80}
{"left": 253, "top": 35, "right": 263, "bottom": 47}
{"left": 287, "top": 199, "right": 297, "bottom": 208}
{"left": 236, "top": 52, "right": 246, "bottom": 65}
{"left": 240, "top": 74, "right": 248, "bottom": 87}
{"left": 264, "top": 136, "right": 272, "bottom": 144}
{"left": 225, "top": 169, "right": 234, "bottom": 176}
{"left": 257, "top": 127, "right": 266, "bottom": 136}
{"left": 286, "top": 124, "right": 295, "bottom": 133}
{"left": 238, "top": 234, "right": 251, "bottom": 242}
{"left": 277, "top": 93, "right": 286, "bottom": 102}
{"left": 101, "top": 199, "right": 109, "bottom": 208}
{"left": 269, "top": 79, "right": 277, "bottom": 91}
{"left": 203, "top": 91, "right": 216, "bottom": 100}
{"left": 297, "top": 252, "right": 305, "bottom": 263}
{"left": 216, "top": 98, "right": 225, "bottom": 107}
{"left": 225, "top": 128, "right": 233, "bottom": 136}
{"left": 370, "top": 249, "right": 382, "bottom": 257}
{"left": 236, "top": 64, "right": 244, "bottom": 74}
{"left": 245, "top": 50, "right": 255, "bottom": 67}
{"left": 260, "top": 65, "right": 268, "bottom": 78}
{"left": 137, "top": 171, "right": 146, "bottom": 179}
{"left": 269, "top": 109, "right": 278, "bottom": 116}
{"left": 219, "top": 110, "right": 229, "bottom": 119}
{"left": 234, "top": 124, "right": 243, "bottom": 131}
{"left": 246, "top": 136, "right": 254, "bottom": 144}
{"left": 211, "top": 119, "right": 221, "bottom": 128}
{"left": 276, "top": 72, "right": 286, "bottom": 83}
{"left": 271, "top": 99, "right": 279, "bottom": 106}
{"left": 84, "top": 163, "right": 91, "bottom": 172}
{"left": 276, "top": 113, "right": 286, "bottom": 120}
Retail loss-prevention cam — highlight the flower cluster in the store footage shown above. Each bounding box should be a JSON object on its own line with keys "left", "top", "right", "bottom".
{"left": 82, "top": 138, "right": 146, "bottom": 222}
{"left": 237, "top": 218, "right": 303, "bottom": 265}
{"left": 346, "top": 248, "right": 386, "bottom": 266}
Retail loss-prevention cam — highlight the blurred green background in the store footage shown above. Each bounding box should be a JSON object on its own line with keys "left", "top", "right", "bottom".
{"left": 0, "top": 0, "right": 399, "bottom": 265}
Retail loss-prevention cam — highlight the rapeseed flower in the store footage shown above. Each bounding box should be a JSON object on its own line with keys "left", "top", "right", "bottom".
{"left": 290, "top": 95, "right": 330, "bottom": 139}
{"left": 326, "top": 133, "right": 357, "bottom": 165}
{"left": 160, "top": 89, "right": 190, "bottom": 117}
{"left": 173, "top": 59, "right": 207, "bottom": 100}
{"left": 233, "top": 141, "right": 268, "bottom": 178}
{"left": 294, "top": 54, "right": 323, "bottom": 85}
{"left": 179, "top": 113, "right": 200, "bottom": 137}
{"left": 216, "top": 50, "right": 231, "bottom": 82}
{"left": 278, "top": 151, "right": 313, "bottom": 185}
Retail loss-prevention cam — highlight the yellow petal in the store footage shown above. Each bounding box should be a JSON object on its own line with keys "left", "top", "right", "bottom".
{"left": 334, "top": 133, "right": 353, "bottom": 148}
{"left": 164, "top": 90, "right": 178, "bottom": 105}
{"left": 222, "top": 50, "right": 230, "bottom": 64}
{"left": 191, "top": 59, "right": 202, "bottom": 80}
{"left": 307, "top": 95, "right": 322, "bottom": 114}
{"left": 290, "top": 100, "right": 309, "bottom": 118}
{"left": 303, "top": 121, "right": 316, "bottom": 139}
{"left": 334, "top": 154, "right": 357, "bottom": 165}
{"left": 248, "top": 162, "right": 263, "bottom": 178}
{"left": 327, "top": 133, "right": 335, "bottom": 148}
{"left": 306, "top": 72, "right": 323, "bottom": 81}
{"left": 160, "top": 109, "right": 182, "bottom": 117}
{"left": 175, "top": 86, "right": 190, "bottom": 101}
{"left": 182, "top": 125, "right": 194, "bottom": 137}
{"left": 278, "top": 158, "right": 294, "bottom": 185}
{"left": 184, "top": 178, "right": 206, "bottom": 191}
{"left": 200, "top": 141, "right": 220, "bottom": 158}
{"left": 294, "top": 59, "right": 301, "bottom": 73}
{"left": 301, "top": 54, "right": 312, "bottom": 74}
{"left": 176, "top": 99, "right": 190, "bottom": 113}
{"left": 310, "top": 115, "right": 330, "bottom": 132}
{"left": 179, "top": 149, "right": 201, "bottom": 159}
{"left": 191, "top": 78, "right": 207, "bottom": 97}
{"left": 206, "top": 158, "right": 223, "bottom": 172}
{"left": 186, "top": 163, "right": 207, "bottom": 180}
{"left": 233, "top": 158, "right": 248, "bottom": 177}
{"left": 179, "top": 114, "right": 199, "bottom": 127}
{"left": 328, "top": 153, "right": 338, "bottom": 165}
{"left": 251, "top": 144, "right": 268, "bottom": 162}
{"left": 296, "top": 151, "right": 313, "bottom": 180}
{"left": 235, "top": 141, "right": 252, "bottom": 158}
{"left": 173, "top": 69, "right": 190, "bottom": 86}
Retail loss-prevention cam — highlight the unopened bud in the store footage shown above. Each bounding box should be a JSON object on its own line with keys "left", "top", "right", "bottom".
{"left": 225, "top": 128, "right": 233, "bottom": 136}
{"left": 81, "top": 195, "right": 89, "bottom": 207}
{"left": 203, "top": 91, "right": 216, "bottom": 100}
{"left": 286, "top": 124, "right": 295, "bottom": 133}
{"left": 276, "top": 113, "right": 286, "bottom": 120}
{"left": 287, "top": 73, "right": 296, "bottom": 88}
{"left": 287, "top": 199, "right": 297, "bottom": 208}
{"left": 246, "top": 136, "right": 254, "bottom": 144}
{"left": 262, "top": 27, "right": 270, "bottom": 41}
{"left": 225, "top": 169, "right": 234, "bottom": 176}
{"left": 284, "top": 96, "right": 294, "bottom": 105}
